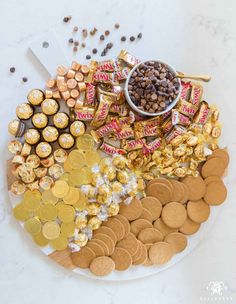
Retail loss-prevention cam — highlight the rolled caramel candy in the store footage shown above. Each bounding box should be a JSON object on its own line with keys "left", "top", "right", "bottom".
{"left": 193, "top": 101, "right": 211, "bottom": 125}
{"left": 118, "top": 49, "right": 141, "bottom": 67}
{"left": 171, "top": 109, "right": 191, "bottom": 127}
{"left": 143, "top": 138, "right": 161, "bottom": 155}
{"left": 100, "top": 142, "right": 126, "bottom": 155}
{"left": 16, "top": 103, "right": 34, "bottom": 120}
{"left": 189, "top": 83, "right": 203, "bottom": 106}
{"left": 122, "top": 138, "right": 146, "bottom": 151}
{"left": 76, "top": 107, "right": 95, "bottom": 121}
{"left": 27, "top": 89, "right": 44, "bottom": 106}
{"left": 176, "top": 100, "right": 198, "bottom": 118}
{"left": 91, "top": 94, "right": 114, "bottom": 127}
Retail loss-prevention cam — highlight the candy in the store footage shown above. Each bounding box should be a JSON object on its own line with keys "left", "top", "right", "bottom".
{"left": 85, "top": 83, "right": 96, "bottom": 106}
{"left": 24, "top": 217, "right": 42, "bottom": 235}
{"left": 16, "top": 103, "right": 34, "bottom": 120}
{"left": 11, "top": 180, "right": 26, "bottom": 195}
{"left": 109, "top": 103, "right": 128, "bottom": 116}
{"left": 8, "top": 119, "right": 25, "bottom": 137}
{"left": 35, "top": 142, "right": 52, "bottom": 158}
{"left": 193, "top": 101, "right": 211, "bottom": 125}
{"left": 32, "top": 113, "right": 48, "bottom": 129}
{"left": 118, "top": 49, "right": 140, "bottom": 67}
{"left": 67, "top": 150, "right": 86, "bottom": 169}
{"left": 48, "top": 164, "right": 64, "bottom": 179}
{"left": 88, "top": 217, "right": 102, "bottom": 230}
{"left": 122, "top": 138, "right": 146, "bottom": 151}
{"left": 63, "top": 187, "right": 80, "bottom": 205}
{"left": 21, "top": 143, "right": 32, "bottom": 156}
{"left": 76, "top": 134, "right": 95, "bottom": 151}
{"left": 177, "top": 100, "right": 198, "bottom": 118}
{"left": 171, "top": 110, "right": 191, "bottom": 127}
{"left": 165, "top": 125, "right": 186, "bottom": 144}
{"left": 52, "top": 180, "right": 69, "bottom": 198}
{"left": 26, "top": 154, "right": 40, "bottom": 168}
{"left": 100, "top": 142, "right": 126, "bottom": 155}
{"left": 39, "top": 176, "right": 54, "bottom": 190}
{"left": 74, "top": 233, "right": 88, "bottom": 246}
{"left": 112, "top": 155, "right": 127, "bottom": 169}
{"left": 58, "top": 133, "right": 75, "bottom": 149}
{"left": 91, "top": 94, "right": 115, "bottom": 127}
{"left": 161, "top": 117, "right": 173, "bottom": 134}
{"left": 117, "top": 171, "right": 129, "bottom": 184}
{"left": 189, "top": 83, "right": 203, "bottom": 106}
{"left": 211, "top": 126, "right": 221, "bottom": 138}
{"left": 97, "top": 60, "right": 117, "bottom": 72}
{"left": 53, "top": 112, "right": 69, "bottom": 129}
{"left": 39, "top": 204, "right": 58, "bottom": 221}
{"left": 24, "top": 129, "right": 40, "bottom": 145}
{"left": 27, "top": 89, "right": 44, "bottom": 106}
{"left": 180, "top": 81, "right": 192, "bottom": 101}
{"left": 90, "top": 119, "right": 120, "bottom": 142}
{"left": 93, "top": 71, "right": 114, "bottom": 84}
{"left": 143, "top": 138, "right": 161, "bottom": 155}
{"left": 114, "top": 67, "right": 130, "bottom": 81}
{"left": 8, "top": 140, "right": 22, "bottom": 154}
{"left": 115, "top": 127, "right": 134, "bottom": 139}
{"left": 42, "top": 221, "right": 60, "bottom": 240}
{"left": 41, "top": 99, "right": 59, "bottom": 115}
{"left": 76, "top": 107, "right": 95, "bottom": 121}
{"left": 42, "top": 126, "right": 59, "bottom": 143}
{"left": 70, "top": 121, "right": 85, "bottom": 137}
{"left": 53, "top": 149, "right": 68, "bottom": 163}
{"left": 41, "top": 155, "right": 55, "bottom": 168}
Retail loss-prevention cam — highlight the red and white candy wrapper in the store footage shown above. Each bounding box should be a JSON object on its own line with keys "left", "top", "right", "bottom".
{"left": 97, "top": 60, "right": 120, "bottom": 72}
{"left": 165, "top": 125, "right": 186, "bottom": 144}
{"left": 143, "top": 138, "right": 161, "bottom": 155}
{"left": 193, "top": 101, "right": 211, "bottom": 125}
{"left": 122, "top": 138, "right": 146, "bottom": 151}
{"left": 76, "top": 107, "right": 95, "bottom": 121}
{"left": 115, "top": 127, "right": 134, "bottom": 139}
{"left": 176, "top": 100, "right": 198, "bottom": 118}
{"left": 84, "top": 83, "right": 96, "bottom": 106}
{"left": 100, "top": 142, "right": 126, "bottom": 155}
{"left": 109, "top": 103, "right": 128, "bottom": 116}
{"left": 161, "top": 117, "right": 173, "bottom": 134}
{"left": 91, "top": 94, "right": 114, "bottom": 127}
{"left": 172, "top": 109, "right": 191, "bottom": 127}
{"left": 118, "top": 49, "right": 141, "bottom": 67}
{"left": 93, "top": 71, "right": 116, "bottom": 84}
{"left": 189, "top": 83, "right": 203, "bottom": 106}
{"left": 114, "top": 67, "right": 130, "bottom": 81}
{"left": 180, "top": 81, "right": 192, "bottom": 102}
{"left": 91, "top": 119, "right": 121, "bottom": 142}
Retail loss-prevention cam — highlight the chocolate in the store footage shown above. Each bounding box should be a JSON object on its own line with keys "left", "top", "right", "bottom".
{"left": 86, "top": 60, "right": 98, "bottom": 83}
{"left": 193, "top": 101, "right": 211, "bottom": 125}
{"left": 115, "top": 127, "right": 134, "bottom": 139}
{"left": 42, "top": 126, "right": 59, "bottom": 143}
{"left": 176, "top": 100, "right": 198, "bottom": 118}
{"left": 189, "top": 83, "right": 203, "bottom": 106}
{"left": 85, "top": 83, "right": 96, "bottom": 106}
{"left": 8, "top": 119, "right": 25, "bottom": 137}
{"left": 180, "top": 81, "right": 192, "bottom": 102}
{"left": 24, "top": 129, "right": 40, "bottom": 145}
{"left": 171, "top": 109, "right": 191, "bottom": 127}
{"left": 114, "top": 67, "right": 130, "bottom": 81}
{"left": 165, "top": 125, "right": 186, "bottom": 144}
{"left": 53, "top": 112, "right": 69, "bottom": 129}
{"left": 122, "top": 138, "right": 146, "bottom": 151}
{"left": 143, "top": 138, "right": 161, "bottom": 155}
{"left": 8, "top": 140, "right": 22, "bottom": 154}
{"left": 76, "top": 107, "right": 95, "bottom": 121}
{"left": 32, "top": 113, "right": 48, "bottom": 129}
{"left": 36, "top": 142, "right": 52, "bottom": 158}
{"left": 97, "top": 60, "right": 117, "bottom": 72}
{"left": 100, "top": 142, "right": 126, "bottom": 155}
{"left": 70, "top": 121, "right": 85, "bottom": 137}
{"left": 91, "top": 94, "right": 114, "bottom": 127}
{"left": 118, "top": 49, "right": 140, "bottom": 67}
{"left": 41, "top": 98, "right": 59, "bottom": 115}
{"left": 21, "top": 143, "right": 32, "bottom": 156}
{"left": 58, "top": 133, "right": 75, "bottom": 149}
{"left": 91, "top": 119, "right": 121, "bottom": 142}
{"left": 109, "top": 103, "right": 128, "bottom": 116}
{"left": 16, "top": 103, "right": 34, "bottom": 120}
{"left": 27, "top": 89, "right": 44, "bottom": 106}
{"left": 93, "top": 71, "right": 115, "bottom": 84}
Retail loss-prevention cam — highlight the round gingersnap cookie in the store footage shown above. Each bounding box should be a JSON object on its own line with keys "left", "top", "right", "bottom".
{"left": 71, "top": 247, "right": 96, "bottom": 268}
{"left": 119, "top": 197, "right": 143, "bottom": 221}
{"left": 147, "top": 178, "right": 174, "bottom": 192}
{"left": 86, "top": 241, "right": 105, "bottom": 257}
{"left": 201, "top": 157, "right": 225, "bottom": 178}
{"left": 187, "top": 199, "right": 210, "bottom": 223}
{"left": 146, "top": 183, "right": 172, "bottom": 205}
{"left": 204, "top": 180, "right": 227, "bottom": 205}
{"left": 149, "top": 242, "right": 173, "bottom": 265}
{"left": 130, "top": 219, "right": 153, "bottom": 237}
{"left": 139, "top": 207, "right": 153, "bottom": 223}
{"left": 204, "top": 175, "right": 221, "bottom": 185}
{"left": 161, "top": 202, "right": 187, "bottom": 228}
{"left": 93, "top": 233, "right": 115, "bottom": 256}
{"left": 143, "top": 243, "right": 153, "bottom": 266}
{"left": 179, "top": 183, "right": 189, "bottom": 204}
{"left": 141, "top": 196, "right": 162, "bottom": 221}
{"left": 116, "top": 232, "right": 139, "bottom": 256}
{"left": 170, "top": 180, "right": 185, "bottom": 202}
{"left": 138, "top": 227, "right": 163, "bottom": 244}
{"left": 182, "top": 176, "right": 206, "bottom": 201}
{"left": 103, "top": 217, "right": 125, "bottom": 241}
{"left": 207, "top": 149, "right": 229, "bottom": 168}
{"left": 111, "top": 247, "right": 132, "bottom": 271}
{"left": 164, "top": 232, "right": 187, "bottom": 253}
{"left": 132, "top": 242, "right": 147, "bottom": 265}
{"left": 114, "top": 214, "right": 130, "bottom": 238}
{"left": 91, "top": 239, "right": 109, "bottom": 256}
{"left": 93, "top": 226, "right": 117, "bottom": 244}
{"left": 153, "top": 218, "right": 178, "bottom": 237}
{"left": 179, "top": 217, "right": 201, "bottom": 235}
{"left": 90, "top": 256, "right": 115, "bottom": 276}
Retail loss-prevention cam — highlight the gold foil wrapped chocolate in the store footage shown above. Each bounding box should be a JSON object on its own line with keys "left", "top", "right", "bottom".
{"left": 75, "top": 233, "right": 88, "bottom": 246}
{"left": 58, "top": 133, "right": 75, "bottom": 149}
{"left": 11, "top": 181, "right": 26, "bottom": 195}
{"left": 70, "top": 121, "right": 85, "bottom": 137}
{"left": 40, "top": 155, "right": 55, "bottom": 168}
{"left": 39, "top": 176, "right": 54, "bottom": 190}
{"left": 32, "top": 113, "right": 48, "bottom": 129}
{"left": 27, "top": 89, "right": 44, "bottom": 106}
{"left": 36, "top": 142, "right": 52, "bottom": 158}
{"left": 24, "top": 129, "right": 40, "bottom": 145}
{"left": 88, "top": 217, "right": 102, "bottom": 230}
{"left": 21, "top": 143, "right": 31, "bottom": 157}
{"left": 53, "top": 112, "right": 69, "bottom": 129}
{"left": 8, "top": 119, "right": 26, "bottom": 137}
{"left": 34, "top": 167, "right": 48, "bottom": 178}
{"left": 26, "top": 154, "right": 40, "bottom": 168}
{"left": 48, "top": 164, "right": 64, "bottom": 179}
{"left": 42, "top": 126, "right": 59, "bottom": 143}
{"left": 8, "top": 140, "right": 22, "bottom": 154}
{"left": 16, "top": 103, "right": 34, "bottom": 120}
{"left": 54, "top": 149, "right": 68, "bottom": 163}
{"left": 41, "top": 99, "right": 59, "bottom": 115}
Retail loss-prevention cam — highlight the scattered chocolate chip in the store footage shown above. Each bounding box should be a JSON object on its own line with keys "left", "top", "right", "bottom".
{"left": 73, "top": 26, "right": 78, "bottom": 32}
{"left": 100, "top": 34, "right": 105, "bottom": 41}
{"left": 90, "top": 27, "right": 97, "bottom": 35}
{"left": 81, "top": 43, "right": 86, "bottom": 48}
{"left": 10, "top": 67, "right": 15, "bottom": 73}
{"left": 92, "top": 48, "right": 98, "bottom": 54}
{"left": 105, "top": 30, "right": 110, "bottom": 36}
{"left": 73, "top": 46, "right": 78, "bottom": 52}
{"left": 63, "top": 16, "right": 72, "bottom": 23}
{"left": 130, "top": 36, "right": 135, "bottom": 42}
{"left": 121, "top": 36, "right": 126, "bottom": 42}
{"left": 106, "top": 42, "right": 113, "bottom": 49}
{"left": 74, "top": 41, "right": 79, "bottom": 46}
{"left": 68, "top": 38, "right": 74, "bottom": 43}
{"left": 115, "top": 23, "right": 120, "bottom": 29}
{"left": 137, "top": 33, "right": 142, "bottom": 39}
{"left": 82, "top": 29, "right": 88, "bottom": 38}
{"left": 86, "top": 55, "right": 91, "bottom": 60}
{"left": 101, "top": 49, "right": 107, "bottom": 56}
{"left": 22, "top": 77, "right": 28, "bottom": 82}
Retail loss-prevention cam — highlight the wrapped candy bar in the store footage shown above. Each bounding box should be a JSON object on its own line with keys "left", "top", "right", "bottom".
{"left": 193, "top": 101, "right": 211, "bottom": 125}
{"left": 91, "top": 94, "right": 115, "bottom": 127}
{"left": 161, "top": 117, "right": 173, "bottom": 134}
{"left": 180, "top": 81, "right": 192, "bottom": 101}
{"left": 109, "top": 103, "right": 128, "bottom": 116}
{"left": 100, "top": 142, "right": 126, "bottom": 155}
{"left": 90, "top": 119, "right": 121, "bottom": 142}
{"left": 122, "top": 138, "right": 146, "bottom": 151}
{"left": 84, "top": 83, "right": 96, "bottom": 106}
{"left": 172, "top": 109, "right": 191, "bottom": 127}
{"left": 189, "top": 83, "right": 203, "bottom": 106}
{"left": 165, "top": 125, "right": 186, "bottom": 144}
{"left": 97, "top": 60, "right": 119, "bottom": 72}
{"left": 143, "top": 138, "right": 161, "bottom": 155}
{"left": 176, "top": 100, "right": 198, "bottom": 118}
{"left": 76, "top": 107, "right": 95, "bottom": 121}
{"left": 93, "top": 71, "right": 116, "bottom": 84}
{"left": 114, "top": 67, "right": 130, "bottom": 81}
{"left": 118, "top": 49, "right": 141, "bottom": 67}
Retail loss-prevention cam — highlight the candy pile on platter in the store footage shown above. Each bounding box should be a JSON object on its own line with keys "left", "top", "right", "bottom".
{"left": 7, "top": 49, "right": 229, "bottom": 277}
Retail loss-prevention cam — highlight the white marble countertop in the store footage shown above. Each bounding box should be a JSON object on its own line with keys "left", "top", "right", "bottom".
{"left": 0, "top": 0, "right": 236, "bottom": 303}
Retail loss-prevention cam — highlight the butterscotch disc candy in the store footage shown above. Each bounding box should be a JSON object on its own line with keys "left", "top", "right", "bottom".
{"left": 111, "top": 247, "right": 132, "bottom": 271}
{"left": 208, "top": 149, "right": 229, "bottom": 168}
{"left": 93, "top": 233, "right": 115, "bottom": 255}
{"left": 139, "top": 208, "right": 153, "bottom": 223}
{"left": 103, "top": 217, "right": 125, "bottom": 241}
{"left": 204, "top": 180, "right": 227, "bottom": 205}
{"left": 93, "top": 226, "right": 117, "bottom": 244}
{"left": 204, "top": 176, "right": 221, "bottom": 185}
{"left": 130, "top": 219, "right": 153, "bottom": 237}
{"left": 91, "top": 239, "right": 109, "bottom": 256}
{"left": 165, "top": 232, "right": 187, "bottom": 253}
{"left": 170, "top": 180, "right": 185, "bottom": 202}
{"left": 119, "top": 197, "right": 143, "bottom": 221}
{"left": 86, "top": 241, "right": 105, "bottom": 257}
{"left": 114, "top": 214, "right": 130, "bottom": 238}
{"left": 71, "top": 247, "right": 96, "bottom": 268}
{"left": 182, "top": 176, "right": 206, "bottom": 201}
{"left": 90, "top": 256, "right": 115, "bottom": 276}
{"left": 116, "top": 232, "right": 139, "bottom": 256}
{"left": 179, "top": 217, "right": 201, "bottom": 235}
{"left": 201, "top": 157, "right": 225, "bottom": 178}
{"left": 149, "top": 242, "right": 173, "bottom": 265}
{"left": 179, "top": 183, "right": 189, "bottom": 204}
{"left": 187, "top": 199, "right": 210, "bottom": 223}
{"left": 153, "top": 218, "right": 178, "bottom": 237}
{"left": 162, "top": 202, "right": 187, "bottom": 228}
{"left": 147, "top": 178, "right": 174, "bottom": 192}
{"left": 132, "top": 241, "right": 147, "bottom": 265}
{"left": 146, "top": 183, "right": 172, "bottom": 205}
{"left": 141, "top": 196, "right": 162, "bottom": 221}
{"left": 138, "top": 227, "right": 163, "bottom": 244}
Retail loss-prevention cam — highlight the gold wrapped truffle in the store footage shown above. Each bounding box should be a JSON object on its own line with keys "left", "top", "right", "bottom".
{"left": 40, "top": 155, "right": 55, "bottom": 168}
{"left": 41, "top": 99, "right": 59, "bottom": 115}
{"left": 88, "top": 217, "right": 102, "bottom": 230}
{"left": 26, "top": 154, "right": 41, "bottom": 168}
{"left": 8, "top": 119, "right": 25, "bottom": 137}
{"left": 11, "top": 181, "right": 26, "bottom": 195}
{"left": 36, "top": 142, "right": 52, "bottom": 158}
{"left": 42, "top": 126, "right": 59, "bottom": 143}
{"left": 39, "top": 176, "right": 54, "bottom": 190}
{"left": 53, "top": 149, "right": 68, "bottom": 163}
{"left": 69, "top": 121, "right": 85, "bottom": 137}
{"left": 32, "top": 113, "right": 48, "bottom": 129}
{"left": 16, "top": 103, "right": 34, "bottom": 120}
{"left": 117, "top": 171, "right": 129, "bottom": 184}
{"left": 8, "top": 140, "right": 22, "bottom": 154}
{"left": 21, "top": 143, "right": 32, "bottom": 156}
{"left": 74, "top": 233, "right": 88, "bottom": 247}
{"left": 24, "top": 129, "right": 40, "bottom": 145}
{"left": 53, "top": 112, "right": 69, "bottom": 129}
{"left": 27, "top": 89, "right": 44, "bottom": 106}
{"left": 58, "top": 133, "right": 75, "bottom": 149}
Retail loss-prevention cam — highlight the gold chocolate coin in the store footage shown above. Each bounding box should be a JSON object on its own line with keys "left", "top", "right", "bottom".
{"left": 33, "top": 232, "right": 49, "bottom": 247}
{"left": 42, "top": 221, "right": 60, "bottom": 240}
{"left": 60, "top": 222, "right": 76, "bottom": 237}
{"left": 63, "top": 187, "right": 80, "bottom": 205}
{"left": 50, "top": 234, "right": 68, "bottom": 251}
{"left": 39, "top": 204, "right": 58, "bottom": 221}
{"left": 51, "top": 180, "right": 69, "bottom": 198}
{"left": 73, "top": 191, "right": 88, "bottom": 211}
{"left": 76, "top": 134, "right": 94, "bottom": 151}
{"left": 23, "top": 190, "right": 41, "bottom": 212}
{"left": 67, "top": 150, "right": 85, "bottom": 169}
{"left": 41, "top": 189, "right": 58, "bottom": 205}
{"left": 58, "top": 204, "right": 75, "bottom": 223}
{"left": 13, "top": 202, "right": 31, "bottom": 221}
{"left": 24, "top": 217, "right": 42, "bottom": 235}
{"left": 85, "top": 150, "right": 101, "bottom": 167}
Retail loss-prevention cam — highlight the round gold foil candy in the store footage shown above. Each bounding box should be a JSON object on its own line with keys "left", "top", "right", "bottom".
{"left": 21, "top": 143, "right": 32, "bottom": 157}
{"left": 85, "top": 150, "right": 101, "bottom": 167}
{"left": 39, "top": 176, "right": 54, "bottom": 190}
{"left": 16, "top": 103, "right": 34, "bottom": 120}
{"left": 171, "top": 135, "right": 183, "bottom": 146}
{"left": 99, "top": 157, "right": 112, "bottom": 172}
{"left": 23, "top": 189, "right": 41, "bottom": 211}
{"left": 88, "top": 217, "right": 102, "bottom": 230}
{"left": 41, "top": 155, "right": 55, "bottom": 168}
{"left": 36, "top": 142, "right": 52, "bottom": 159}
{"left": 11, "top": 181, "right": 26, "bottom": 195}
{"left": 18, "top": 162, "right": 34, "bottom": 177}
{"left": 54, "top": 148, "right": 67, "bottom": 163}
{"left": 87, "top": 203, "right": 100, "bottom": 215}
{"left": 39, "top": 204, "right": 58, "bottom": 221}
{"left": 117, "top": 171, "right": 129, "bottom": 184}
{"left": 24, "top": 128, "right": 40, "bottom": 145}
{"left": 186, "top": 136, "right": 198, "bottom": 146}
{"left": 8, "top": 140, "right": 22, "bottom": 154}
{"left": 24, "top": 217, "right": 42, "bottom": 235}
{"left": 41, "top": 99, "right": 59, "bottom": 115}
{"left": 27, "top": 89, "right": 44, "bottom": 106}
{"left": 42, "top": 221, "right": 60, "bottom": 240}
{"left": 112, "top": 155, "right": 126, "bottom": 169}
{"left": 58, "top": 133, "right": 75, "bottom": 149}
{"left": 53, "top": 112, "right": 69, "bottom": 129}
{"left": 98, "top": 184, "right": 111, "bottom": 197}
{"left": 34, "top": 167, "right": 47, "bottom": 178}
{"left": 91, "top": 172, "right": 103, "bottom": 187}
{"left": 67, "top": 150, "right": 85, "bottom": 169}
{"left": 137, "top": 178, "right": 145, "bottom": 191}
{"left": 211, "top": 126, "right": 221, "bottom": 138}
{"left": 57, "top": 204, "right": 75, "bottom": 223}
{"left": 21, "top": 172, "right": 36, "bottom": 184}
{"left": 27, "top": 180, "right": 39, "bottom": 191}
{"left": 48, "top": 164, "right": 64, "bottom": 179}
{"left": 75, "top": 215, "right": 88, "bottom": 229}
{"left": 42, "top": 126, "right": 59, "bottom": 143}
{"left": 8, "top": 119, "right": 25, "bottom": 137}
{"left": 103, "top": 166, "right": 116, "bottom": 181}
{"left": 50, "top": 234, "right": 68, "bottom": 251}
{"left": 203, "top": 123, "right": 212, "bottom": 135}
{"left": 70, "top": 121, "right": 85, "bottom": 137}
{"left": 32, "top": 113, "right": 48, "bottom": 129}
{"left": 174, "top": 145, "right": 186, "bottom": 157}
{"left": 211, "top": 109, "right": 219, "bottom": 122}
{"left": 33, "top": 232, "right": 49, "bottom": 247}
{"left": 63, "top": 187, "right": 80, "bottom": 205}
{"left": 26, "top": 154, "right": 40, "bottom": 168}
{"left": 75, "top": 233, "right": 88, "bottom": 247}
{"left": 174, "top": 167, "right": 187, "bottom": 178}
{"left": 194, "top": 144, "right": 204, "bottom": 158}
{"left": 42, "top": 189, "right": 58, "bottom": 205}
{"left": 51, "top": 180, "right": 69, "bottom": 198}
{"left": 107, "top": 203, "right": 119, "bottom": 216}
{"left": 74, "top": 191, "right": 88, "bottom": 211}
{"left": 61, "top": 222, "right": 76, "bottom": 237}
{"left": 13, "top": 202, "right": 31, "bottom": 221}
{"left": 76, "top": 134, "right": 94, "bottom": 151}
{"left": 111, "top": 181, "right": 123, "bottom": 193}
